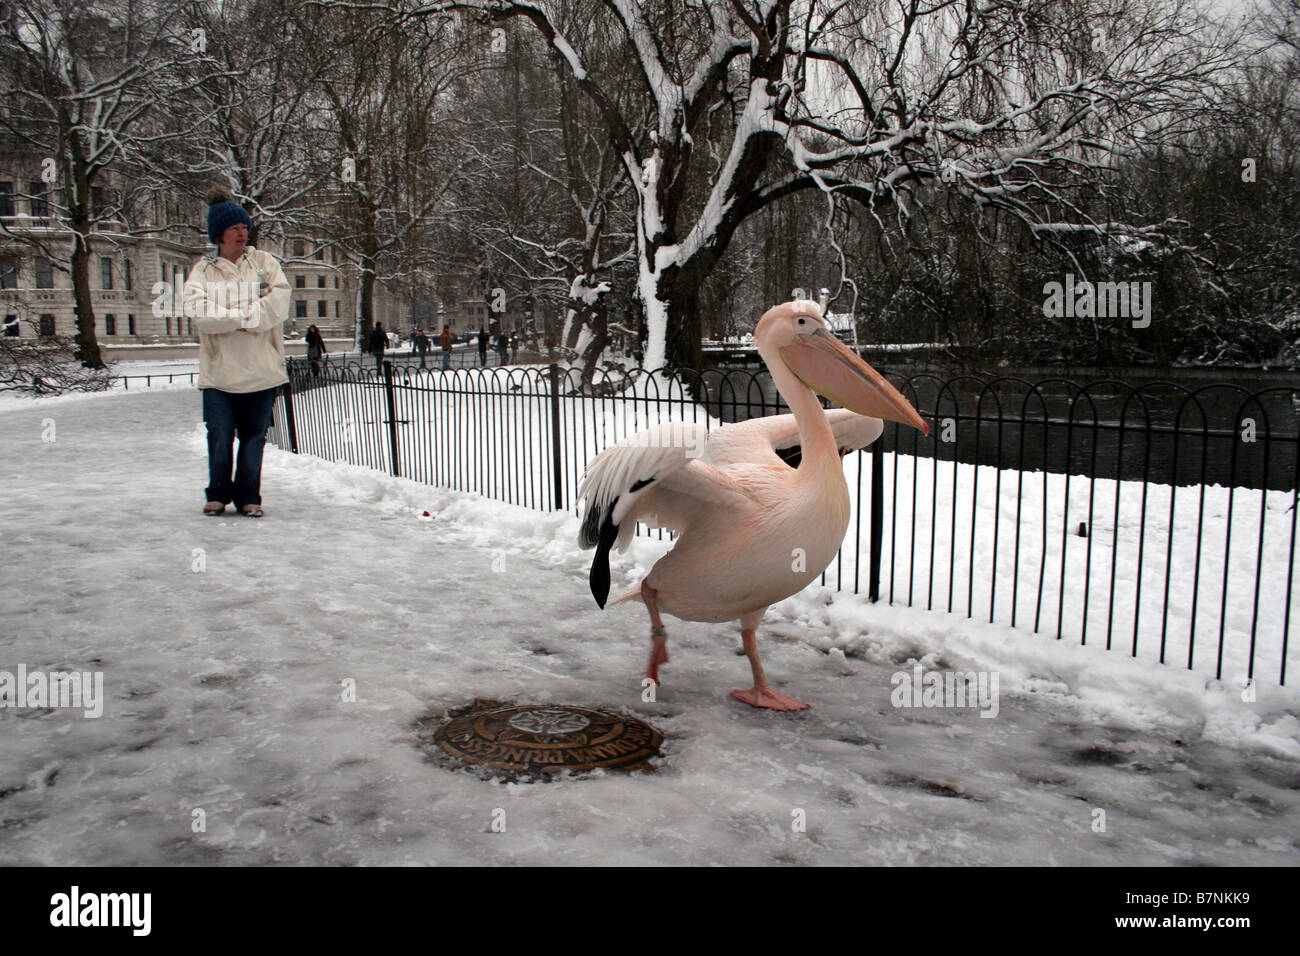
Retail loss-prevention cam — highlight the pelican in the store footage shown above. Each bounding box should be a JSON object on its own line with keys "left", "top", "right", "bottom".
{"left": 577, "top": 300, "right": 929, "bottom": 711}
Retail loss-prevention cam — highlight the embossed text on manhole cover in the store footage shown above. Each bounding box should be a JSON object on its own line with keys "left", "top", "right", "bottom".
{"left": 431, "top": 699, "right": 662, "bottom": 773}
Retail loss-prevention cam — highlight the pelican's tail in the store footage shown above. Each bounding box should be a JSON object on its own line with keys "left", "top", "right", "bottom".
{"left": 585, "top": 496, "right": 619, "bottom": 609}
{"left": 586, "top": 498, "right": 643, "bottom": 610}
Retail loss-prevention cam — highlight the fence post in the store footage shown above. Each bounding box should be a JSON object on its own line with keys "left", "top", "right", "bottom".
{"left": 281, "top": 374, "right": 299, "bottom": 454}
{"left": 868, "top": 440, "right": 884, "bottom": 602}
{"left": 549, "top": 363, "right": 564, "bottom": 510}
{"left": 382, "top": 359, "right": 400, "bottom": 478}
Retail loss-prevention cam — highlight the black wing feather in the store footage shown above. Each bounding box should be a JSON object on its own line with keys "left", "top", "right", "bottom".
{"left": 588, "top": 496, "right": 620, "bottom": 608}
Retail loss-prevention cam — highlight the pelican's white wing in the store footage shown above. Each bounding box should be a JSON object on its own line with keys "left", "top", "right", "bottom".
{"left": 702, "top": 408, "right": 884, "bottom": 469}
{"left": 578, "top": 421, "right": 755, "bottom": 608}
{"left": 578, "top": 421, "right": 748, "bottom": 553}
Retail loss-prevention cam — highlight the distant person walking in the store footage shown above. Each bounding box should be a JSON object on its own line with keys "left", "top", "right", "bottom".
{"left": 478, "top": 328, "right": 488, "bottom": 367}
{"left": 440, "top": 324, "right": 453, "bottom": 370}
{"left": 186, "top": 185, "right": 289, "bottom": 519}
{"left": 497, "top": 331, "right": 509, "bottom": 366}
{"left": 414, "top": 329, "right": 430, "bottom": 368}
{"left": 306, "top": 324, "right": 327, "bottom": 379}
{"left": 369, "top": 322, "right": 388, "bottom": 372}
{"left": 510, "top": 333, "right": 518, "bottom": 363}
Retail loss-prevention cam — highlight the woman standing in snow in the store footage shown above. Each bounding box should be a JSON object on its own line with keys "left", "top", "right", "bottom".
{"left": 184, "top": 186, "right": 290, "bottom": 518}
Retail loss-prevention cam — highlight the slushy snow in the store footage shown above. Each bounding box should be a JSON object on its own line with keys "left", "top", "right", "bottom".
{"left": 0, "top": 380, "right": 1297, "bottom": 865}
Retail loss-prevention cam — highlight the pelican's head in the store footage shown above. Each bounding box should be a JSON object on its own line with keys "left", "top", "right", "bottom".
{"left": 755, "top": 300, "right": 929, "bottom": 434}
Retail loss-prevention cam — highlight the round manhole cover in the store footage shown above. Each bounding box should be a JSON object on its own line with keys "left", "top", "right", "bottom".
{"left": 431, "top": 699, "right": 662, "bottom": 774}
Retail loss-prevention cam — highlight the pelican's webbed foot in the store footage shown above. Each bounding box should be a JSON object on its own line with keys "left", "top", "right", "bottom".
{"left": 732, "top": 626, "right": 810, "bottom": 711}
{"left": 730, "top": 686, "right": 810, "bottom": 711}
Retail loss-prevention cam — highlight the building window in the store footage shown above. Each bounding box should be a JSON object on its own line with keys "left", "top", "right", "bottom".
{"left": 35, "top": 257, "right": 52, "bottom": 289}
{"left": 105, "top": 314, "right": 116, "bottom": 335}
{"left": 100, "top": 257, "right": 112, "bottom": 290}
{"left": 127, "top": 314, "right": 136, "bottom": 335}
{"left": 29, "top": 181, "right": 48, "bottom": 217}
{"left": 91, "top": 186, "right": 106, "bottom": 217}
{"left": 294, "top": 240, "right": 305, "bottom": 257}
{"left": 187, "top": 318, "right": 193, "bottom": 335}
{"left": 317, "top": 275, "right": 325, "bottom": 288}
{"left": 4, "top": 315, "right": 18, "bottom": 336}
{"left": 295, "top": 274, "right": 305, "bottom": 288}
{"left": 0, "top": 182, "right": 13, "bottom": 217}
{"left": 334, "top": 276, "right": 339, "bottom": 289}
{"left": 0, "top": 258, "right": 16, "bottom": 289}
{"left": 123, "top": 259, "right": 133, "bottom": 291}
{"left": 334, "top": 300, "right": 339, "bottom": 317}
{"left": 295, "top": 300, "right": 306, "bottom": 318}
{"left": 165, "top": 317, "right": 171, "bottom": 335}
{"left": 39, "top": 314, "right": 55, "bottom": 337}
{"left": 317, "top": 300, "right": 326, "bottom": 317}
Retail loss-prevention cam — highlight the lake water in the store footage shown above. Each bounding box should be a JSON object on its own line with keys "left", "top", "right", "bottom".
{"left": 697, "top": 363, "right": 1300, "bottom": 491}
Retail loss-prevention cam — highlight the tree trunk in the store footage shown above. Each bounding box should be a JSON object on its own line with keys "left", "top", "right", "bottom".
{"left": 575, "top": 305, "right": 609, "bottom": 390}
{"left": 359, "top": 265, "right": 374, "bottom": 350}
{"left": 663, "top": 282, "right": 701, "bottom": 373}
{"left": 69, "top": 225, "right": 104, "bottom": 369}
{"left": 578, "top": 330, "right": 608, "bottom": 387}
{"left": 561, "top": 307, "right": 580, "bottom": 351}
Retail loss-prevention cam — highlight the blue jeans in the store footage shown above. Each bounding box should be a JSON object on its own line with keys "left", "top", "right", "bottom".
{"left": 203, "top": 386, "right": 277, "bottom": 508}
{"left": 442, "top": 350, "right": 451, "bottom": 369}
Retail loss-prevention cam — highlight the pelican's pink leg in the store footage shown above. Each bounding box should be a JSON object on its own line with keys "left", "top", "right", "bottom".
{"left": 730, "top": 628, "right": 810, "bottom": 711}
{"left": 642, "top": 582, "right": 669, "bottom": 684}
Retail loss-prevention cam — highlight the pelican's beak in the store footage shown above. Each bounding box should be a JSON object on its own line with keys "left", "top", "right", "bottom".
{"left": 781, "top": 327, "right": 929, "bottom": 434}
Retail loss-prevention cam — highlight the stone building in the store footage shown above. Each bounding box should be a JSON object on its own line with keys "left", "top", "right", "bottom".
{"left": 0, "top": 166, "right": 409, "bottom": 345}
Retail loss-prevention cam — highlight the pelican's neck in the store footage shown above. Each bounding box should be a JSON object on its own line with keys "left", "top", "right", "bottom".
{"left": 765, "top": 346, "right": 837, "bottom": 469}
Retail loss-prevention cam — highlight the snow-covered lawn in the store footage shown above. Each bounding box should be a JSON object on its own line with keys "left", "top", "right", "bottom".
{"left": 0, "top": 385, "right": 1296, "bottom": 865}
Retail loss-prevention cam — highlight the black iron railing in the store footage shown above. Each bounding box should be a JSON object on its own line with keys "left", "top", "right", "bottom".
{"left": 113, "top": 371, "right": 200, "bottom": 389}
{"left": 268, "top": 358, "right": 1299, "bottom": 687}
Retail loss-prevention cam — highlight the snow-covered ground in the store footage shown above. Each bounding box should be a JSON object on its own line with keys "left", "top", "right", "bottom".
{"left": 0, "top": 383, "right": 1297, "bottom": 865}
{"left": 275, "top": 372, "right": 1299, "bottom": 688}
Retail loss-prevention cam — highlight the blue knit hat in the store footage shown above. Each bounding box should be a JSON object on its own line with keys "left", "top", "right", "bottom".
{"left": 205, "top": 185, "right": 252, "bottom": 243}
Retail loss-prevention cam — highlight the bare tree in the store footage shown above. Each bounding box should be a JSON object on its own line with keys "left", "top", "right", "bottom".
{"left": 139, "top": 0, "right": 337, "bottom": 252}
{"left": 0, "top": 317, "right": 111, "bottom": 392}
{"left": 463, "top": 33, "right": 637, "bottom": 383}
{"left": 306, "top": 10, "right": 476, "bottom": 348}
{"left": 0, "top": 0, "right": 191, "bottom": 368}
{"left": 333, "top": 0, "right": 1245, "bottom": 372}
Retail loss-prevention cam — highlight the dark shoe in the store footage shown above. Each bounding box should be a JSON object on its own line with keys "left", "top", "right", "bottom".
{"left": 204, "top": 501, "right": 226, "bottom": 516}
{"left": 240, "top": 504, "right": 264, "bottom": 518}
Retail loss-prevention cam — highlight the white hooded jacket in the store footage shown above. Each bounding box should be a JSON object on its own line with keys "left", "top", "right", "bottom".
{"left": 183, "top": 246, "right": 291, "bottom": 393}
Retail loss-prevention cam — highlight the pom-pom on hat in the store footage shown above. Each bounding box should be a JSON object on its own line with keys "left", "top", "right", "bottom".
{"left": 205, "top": 185, "right": 252, "bottom": 244}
